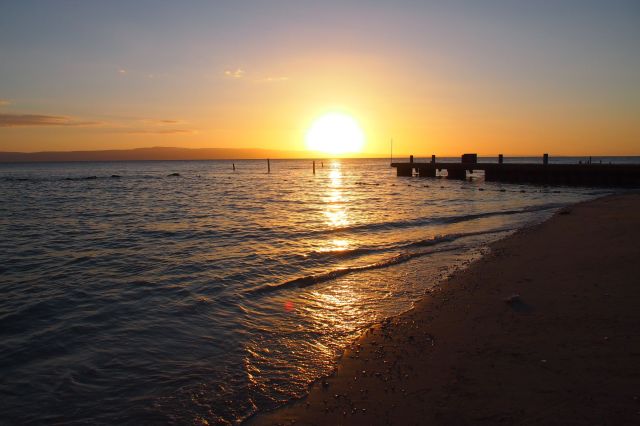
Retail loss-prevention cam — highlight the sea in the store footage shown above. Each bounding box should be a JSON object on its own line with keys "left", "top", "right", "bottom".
{"left": 0, "top": 157, "right": 633, "bottom": 424}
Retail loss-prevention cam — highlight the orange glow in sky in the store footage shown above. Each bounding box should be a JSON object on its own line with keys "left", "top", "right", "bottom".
{"left": 1, "top": 2, "right": 639, "bottom": 156}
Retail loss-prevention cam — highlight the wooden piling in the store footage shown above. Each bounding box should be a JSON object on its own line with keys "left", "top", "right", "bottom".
{"left": 267, "top": 159, "right": 271, "bottom": 173}
{"left": 543, "top": 154, "right": 549, "bottom": 166}
{"left": 313, "top": 160, "right": 316, "bottom": 175}
{"left": 431, "top": 155, "right": 436, "bottom": 164}
{"left": 447, "top": 168, "right": 467, "bottom": 180}
{"left": 396, "top": 164, "right": 412, "bottom": 177}
{"left": 419, "top": 166, "right": 436, "bottom": 177}
{"left": 498, "top": 154, "right": 503, "bottom": 164}
{"left": 410, "top": 155, "right": 414, "bottom": 163}
{"left": 233, "top": 163, "right": 236, "bottom": 171}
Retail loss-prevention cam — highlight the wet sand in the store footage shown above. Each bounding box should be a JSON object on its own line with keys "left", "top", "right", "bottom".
{"left": 250, "top": 193, "right": 640, "bottom": 425}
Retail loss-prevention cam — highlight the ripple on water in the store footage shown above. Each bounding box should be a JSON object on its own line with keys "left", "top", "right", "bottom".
{"left": 0, "top": 158, "right": 614, "bottom": 423}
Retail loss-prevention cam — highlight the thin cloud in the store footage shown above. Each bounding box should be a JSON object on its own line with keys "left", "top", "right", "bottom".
{"left": 0, "top": 112, "right": 193, "bottom": 134}
{"left": 224, "top": 68, "right": 245, "bottom": 79}
{"left": 259, "top": 76, "right": 289, "bottom": 83}
{"left": 126, "top": 118, "right": 194, "bottom": 134}
{"left": 146, "top": 73, "right": 167, "bottom": 79}
{"left": 137, "top": 118, "right": 184, "bottom": 125}
{"left": 124, "top": 128, "right": 196, "bottom": 135}
{"left": 137, "top": 118, "right": 188, "bottom": 128}
{"left": 0, "top": 113, "right": 98, "bottom": 127}
{"left": 0, "top": 99, "right": 10, "bottom": 106}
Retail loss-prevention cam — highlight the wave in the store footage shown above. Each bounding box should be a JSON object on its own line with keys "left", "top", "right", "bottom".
{"left": 247, "top": 245, "right": 466, "bottom": 295}
{"left": 0, "top": 177, "right": 32, "bottom": 182}
{"left": 0, "top": 174, "right": 174, "bottom": 183}
{"left": 301, "top": 202, "right": 565, "bottom": 238}
{"left": 249, "top": 225, "right": 518, "bottom": 295}
{"left": 305, "top": 228, "right": 510, "bottom": 261}
{"left": 204, "top": 203, "right": 562, "bottom": 243}
{"left": 1, "top": 176, "right": 112, "bottom": 182}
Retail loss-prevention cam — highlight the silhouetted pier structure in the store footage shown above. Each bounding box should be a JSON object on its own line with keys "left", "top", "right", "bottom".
{"left": 391, "top": 154, "right": 640, "bottom": 186}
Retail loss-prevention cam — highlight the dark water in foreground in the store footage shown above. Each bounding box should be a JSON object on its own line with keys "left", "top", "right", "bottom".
{"left": 0, "top": 158, "right": 625, "bottom": 424}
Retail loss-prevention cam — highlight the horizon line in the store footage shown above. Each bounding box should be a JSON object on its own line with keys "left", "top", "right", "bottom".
{"left": 2, "top": 146, "right": 639, "bottom": 158}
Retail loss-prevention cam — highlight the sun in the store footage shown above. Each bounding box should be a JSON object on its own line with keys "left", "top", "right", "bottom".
{"left": 305, "top": 113, "right": 365, "bottom": 155}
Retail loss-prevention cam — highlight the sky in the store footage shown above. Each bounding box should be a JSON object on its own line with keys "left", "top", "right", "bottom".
{"left": 1, "top": 0, "right": 639, "bottom": 156}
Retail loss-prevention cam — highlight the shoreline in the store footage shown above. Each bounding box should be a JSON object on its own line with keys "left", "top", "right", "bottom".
{"left": 249, "top": 193, "right": 640, "bottom": 425}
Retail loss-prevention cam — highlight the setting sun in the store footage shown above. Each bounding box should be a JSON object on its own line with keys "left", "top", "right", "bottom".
{"left": 305, "top": 113, "right": 365, "bottom": 154}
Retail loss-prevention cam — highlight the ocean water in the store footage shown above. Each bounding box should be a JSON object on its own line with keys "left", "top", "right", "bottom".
{"left": 0, "top": 157, "right": 624, "bottom": 424}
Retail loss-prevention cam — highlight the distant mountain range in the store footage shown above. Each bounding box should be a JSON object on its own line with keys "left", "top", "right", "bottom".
{"left": 0, "top": 146, "right": 318, "bottom": 162}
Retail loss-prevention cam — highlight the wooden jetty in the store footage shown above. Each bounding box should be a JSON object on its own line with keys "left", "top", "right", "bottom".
{"left": 391, "top": 154, "right": 640, "bottom": 186}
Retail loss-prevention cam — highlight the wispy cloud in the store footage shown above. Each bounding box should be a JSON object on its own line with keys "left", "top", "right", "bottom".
{"left": 147, "top": 119, "right": 183, "bottom": 125}
{"left": 0, "top": 113, "right": 98, "bottom": 127}
{"left": 124, "top": 128, "right": 196, "bottom": 135}
{"left": 0, "top": 99, "right": 10, "bottom": 106}
{"left": 115, "top": 117, "right": 195, "bottom": 134}
{"left": 224, "top": 68, "right": 245, "bottom": 79}
{"left": 114, "top": 67, "right": 169, "bottom": 80}
{"left": 0, "top": 112, "right": 194, "bottom": 135}
{"left": 145, "top": 72, "right": 168, "bottom": 79}
{"left": 222, "top": 68, "right": 290, "bottom": 83}
{"left": 259, "top": 76, "right": 289, "bottom": 83}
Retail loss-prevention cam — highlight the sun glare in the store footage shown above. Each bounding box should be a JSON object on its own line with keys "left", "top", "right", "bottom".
{"left": 305, "top": 113, "right": 365, "bottom": 155}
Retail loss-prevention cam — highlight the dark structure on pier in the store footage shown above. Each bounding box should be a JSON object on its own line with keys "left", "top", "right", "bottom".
{"left": 391, "top": 155, "right": 640, "bottom": 186}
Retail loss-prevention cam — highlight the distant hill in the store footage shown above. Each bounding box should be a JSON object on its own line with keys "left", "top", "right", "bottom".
{"left": 0, "top": 146, "right": 314, "bottom": 162}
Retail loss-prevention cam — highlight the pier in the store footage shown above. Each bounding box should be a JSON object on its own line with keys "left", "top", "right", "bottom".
{"left": 391, "top": 155, "right": 640, "bottom": 186}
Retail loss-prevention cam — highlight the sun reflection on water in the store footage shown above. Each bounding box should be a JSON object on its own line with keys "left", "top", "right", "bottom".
{"left": 323, "top": 161, "right": 350, "bottom": 228}
{"left": 245, "top": 159, "right": 395, "bottom": 419}
{"left": 308, "top": 284, "right": 368, "bottom": 333}
{"left": 328, "top": 167, "right": 342, "bottom": 187}
{"left": 327, "top": 238, "right": 351, "bottom": 251}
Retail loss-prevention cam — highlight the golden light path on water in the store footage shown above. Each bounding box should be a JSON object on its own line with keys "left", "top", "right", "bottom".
{"left": 310, "top": 161, "right": 369, "bottom": 338}
{"left": 322, "top": 162, "right": 350, "bottom": 229}
{"left": 243, "top": 160, "right": 385, "bottom": 406}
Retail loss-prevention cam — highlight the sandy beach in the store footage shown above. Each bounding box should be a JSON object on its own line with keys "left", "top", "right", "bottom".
{"left": 250, "top": 193, "right": 640, "bottom": 425}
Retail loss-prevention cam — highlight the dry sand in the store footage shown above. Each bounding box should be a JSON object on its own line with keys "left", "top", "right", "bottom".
{"left": 249, "top": 193, "right": 640, "bottom": 426}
